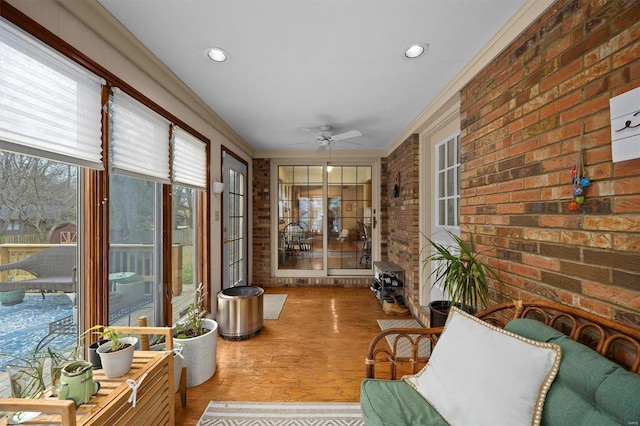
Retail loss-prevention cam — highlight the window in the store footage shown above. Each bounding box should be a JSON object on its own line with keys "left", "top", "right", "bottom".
{"left": 0, "top": 154, "right": 80, "bottom": 374}
{"left": 0, "top": 17, "right": 100, "bottom": 377}
{"left": 436, "top": 135, "right": 460, "bottom": 227}
{"left": 171, "top": 127, "right": 207, "bottom": 322}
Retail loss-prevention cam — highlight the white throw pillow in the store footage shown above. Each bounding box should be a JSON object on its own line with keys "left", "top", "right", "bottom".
{"left": 404, "top": 307, "right": 561, "bottom": 426}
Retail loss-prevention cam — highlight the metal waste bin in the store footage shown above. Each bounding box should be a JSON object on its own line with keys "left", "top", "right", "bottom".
{"left": 217, "top": 285, "right": 264, "bottom": 340}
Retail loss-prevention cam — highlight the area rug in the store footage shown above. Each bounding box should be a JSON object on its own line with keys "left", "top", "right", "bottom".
{"left": 197, "top": 401, "right": 364, "bottom": 425}
{"left": 377, "top": 319, "right": 430, "bottom": 358}
{"left": 263, "top": 294, "right": 287, "bottom": 320}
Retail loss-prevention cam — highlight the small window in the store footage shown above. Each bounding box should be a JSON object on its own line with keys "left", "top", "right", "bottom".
{"left": 436, "top": 135, "right": 460, "bottom": 227}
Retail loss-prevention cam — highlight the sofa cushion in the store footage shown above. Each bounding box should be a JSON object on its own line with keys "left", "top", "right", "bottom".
{"left": 505, "top": 318, "right": 640, "bottom": 425}
{"left": 404, "top": 308, "right": 561, "bottom": 426}
{"left": 360, "top": 379, "right": 448, "bottom": 426}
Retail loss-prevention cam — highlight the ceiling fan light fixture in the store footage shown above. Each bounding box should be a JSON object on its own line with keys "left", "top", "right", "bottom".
{"left": 404, "top": 43, "right": 428, "bottom": 59}
{"left": 205, "top": 47, "right": 229, "bottom": 62}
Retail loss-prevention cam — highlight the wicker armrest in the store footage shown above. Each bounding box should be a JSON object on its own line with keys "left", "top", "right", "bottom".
{"left": 365, "top": 326, "right": 443, "bottom": 379}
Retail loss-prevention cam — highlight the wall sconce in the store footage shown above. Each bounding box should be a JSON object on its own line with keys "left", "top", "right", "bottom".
{"left": 212, "top": 179, "right": 225, "bottom": 194}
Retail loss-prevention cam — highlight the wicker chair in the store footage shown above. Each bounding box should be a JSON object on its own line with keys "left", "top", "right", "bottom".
{"left": 0, "top": 245, "right": 76, "bottom": 294}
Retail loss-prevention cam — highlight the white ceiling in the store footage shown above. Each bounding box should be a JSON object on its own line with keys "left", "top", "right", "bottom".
{"left": 97, "top": 0, "right": 527, "bottom": 153}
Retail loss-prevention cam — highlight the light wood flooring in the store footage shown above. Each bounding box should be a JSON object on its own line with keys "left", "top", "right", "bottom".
{"left": 174, "top": 286, "right": 405, "bottom": 425}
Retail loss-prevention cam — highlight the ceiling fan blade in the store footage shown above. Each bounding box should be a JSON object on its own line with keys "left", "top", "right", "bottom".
{"left": 331, "top": 130, "right": 362, "bottom": 141}
{"left": 300, "top": 127, "right": 321, "bottom": 137}
{"left": 316, "top": 144, "right": 328, "bottom": 154}
{"left": 342, "top": 140, "right": 362, "bottom": 146}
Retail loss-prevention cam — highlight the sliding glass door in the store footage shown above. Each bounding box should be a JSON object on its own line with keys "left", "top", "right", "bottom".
{"left": 275, "top": 162, "right": 375, "bottom": 276}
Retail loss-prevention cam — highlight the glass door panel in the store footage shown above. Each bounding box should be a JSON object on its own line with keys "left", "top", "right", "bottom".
{"left": 277, "top": 164, "right": 372, "bottom": 273}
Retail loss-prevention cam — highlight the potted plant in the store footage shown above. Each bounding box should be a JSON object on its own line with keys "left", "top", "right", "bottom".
{"left": 94, "top": 326, "right": 138, "bottom": 378}
{"left": 172, "top": 283, "right": 218, "bottom": 388}
{"left": 57, "top": 360, "right": 100, "bottom": 406}
{"left": 423, "top": 229, "right": 500, "bottom": 327}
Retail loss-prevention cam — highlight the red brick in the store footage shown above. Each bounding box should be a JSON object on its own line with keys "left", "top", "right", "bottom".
{"left": 523, "top": 228, "right": 560, "bottom": 243}
{"left": 613, "top": 40, "right": 640, "bottom": 69}
{"left": 613, "top": 176, "right": 640, "bottom": 195}
{"left": 510, "top": 189, "right": 541, "bottom": 202}
{"left": 583, "top": 215, "right": 640, "bottom": 232}
{"left": 613, "top": 234, "right": 640, "bottom": 253}
{"left": 509, "top": 138, "right": 540, "bottom": 156}
{"left": 613, "top": 158, "right": 640, "bottom": 177}
{"left": 560, "top": 230, "right": 612, "bottom": 249}
{"left": 510, "top": 262, "right": 542, "bottom": 280}
{"left": 522, "top": 253, "right": 561, "bottom": 271}
{"left": 575, "top": 297, "right": 614, "bottom": 318}
{"left": 584, "top": 281, "right": 640, "bottom": 311}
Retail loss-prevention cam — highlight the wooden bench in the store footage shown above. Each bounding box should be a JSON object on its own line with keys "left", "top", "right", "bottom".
{"left": 0, "top": 326, "right": 176, "bottom": 425}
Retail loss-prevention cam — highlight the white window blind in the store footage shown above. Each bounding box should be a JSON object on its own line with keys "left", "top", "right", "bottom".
{"left": 111, "top": 88, "right": 170, "bottom": 183}
{"left": 0, "top": 18, "right": 104, "bottom": 169}
{"left": 173, "top": 126, "right": 207, "bottom": 190}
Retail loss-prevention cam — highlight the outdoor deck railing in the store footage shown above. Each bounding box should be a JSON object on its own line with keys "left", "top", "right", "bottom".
{"left": 0, "top": 244, "right": 183, "bottom": 293}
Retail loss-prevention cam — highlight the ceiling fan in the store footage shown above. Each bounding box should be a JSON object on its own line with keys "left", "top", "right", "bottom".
{"left": 299, "top": 125, "right": 362, "bottom": 153}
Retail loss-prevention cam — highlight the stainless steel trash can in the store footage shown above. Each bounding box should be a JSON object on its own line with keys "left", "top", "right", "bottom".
{"left": 217, "top": 285, "right": 264, "bottom": 340}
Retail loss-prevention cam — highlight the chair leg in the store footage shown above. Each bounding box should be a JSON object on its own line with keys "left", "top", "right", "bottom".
{"left": 179, "top": 365, "right": 187, "bottom": 408}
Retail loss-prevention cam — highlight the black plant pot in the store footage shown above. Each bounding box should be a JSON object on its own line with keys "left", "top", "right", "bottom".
{"left": 429, "top": 301, "right": 477, "bottom": 327}
{"left": 88, "top": 339, "right": 108, "bottom": 369}
{"left": 429, "top": 301, "right": 453, "bottom": 328}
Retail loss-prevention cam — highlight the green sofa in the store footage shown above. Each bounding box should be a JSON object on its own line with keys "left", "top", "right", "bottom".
{"left": 361, "top": 301, "right": 640, "bottom": 425}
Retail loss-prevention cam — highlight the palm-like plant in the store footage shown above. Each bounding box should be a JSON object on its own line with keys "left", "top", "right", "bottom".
{"left": 423, "top": 230, "right": 499, "bottom": 313}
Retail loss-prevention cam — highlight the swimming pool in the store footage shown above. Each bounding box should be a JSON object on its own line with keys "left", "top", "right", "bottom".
{"left": 0, "top": 294, "right": 75, "bottom": 371}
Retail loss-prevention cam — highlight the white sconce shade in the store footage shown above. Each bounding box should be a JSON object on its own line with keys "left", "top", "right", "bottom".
{"left": 212, "top": 180, "right": 225, "bottom": 193}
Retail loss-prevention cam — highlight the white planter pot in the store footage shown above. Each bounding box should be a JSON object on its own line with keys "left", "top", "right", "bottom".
{"left": 173, "top": 318, "right": 218, "bottom": 388}
{"left": 97, "top": 337, "right": 138, "bottom": 378}
{"left": 151, "top": 344, "right": 184, "bottom": 393}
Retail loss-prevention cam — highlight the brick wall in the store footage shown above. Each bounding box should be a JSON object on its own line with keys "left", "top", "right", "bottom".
{"left": 251, "top": 158, "right": 371, "bottom": 288}
{"left": 252, "top": 158, "right": 272, "bottom": 281}
{"left": 460, "top": 0, "right": 640, "bottom": 327}
{"left": 385, "top": 135, "right": 421, "bottom": 308}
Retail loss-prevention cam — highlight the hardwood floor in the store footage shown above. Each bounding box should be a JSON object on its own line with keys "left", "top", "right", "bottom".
{"left": 174, "top": 286, "right": 400, "bottom": 425}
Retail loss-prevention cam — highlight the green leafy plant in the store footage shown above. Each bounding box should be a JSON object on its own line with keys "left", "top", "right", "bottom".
{"left": 423, "top": 229, "right": 500, "bottom": 313}
{"left": 1, "top": 351, "right": 46, "bottom": 399}
{"left": 1, "top": 346, "right": 80, "bottom": 399}
{"left": 174, "top": 283, "right": 209, "bottom": 339}
{"left": 81, "top": 325, "right": 131, "bottom": 353}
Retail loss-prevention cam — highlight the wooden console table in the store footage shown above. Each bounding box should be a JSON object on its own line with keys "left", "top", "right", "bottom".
{"left": 0, "top": 327, "right": 175, "bottom": 425}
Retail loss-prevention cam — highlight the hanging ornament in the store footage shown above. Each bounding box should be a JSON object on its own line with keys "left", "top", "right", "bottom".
{"left": 569, "top": 123, "right": 590, "bottom": 212}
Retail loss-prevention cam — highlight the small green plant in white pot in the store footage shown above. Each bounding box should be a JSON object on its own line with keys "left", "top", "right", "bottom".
{"left": 94, "top": 327, "right": 138, "bottom": 378}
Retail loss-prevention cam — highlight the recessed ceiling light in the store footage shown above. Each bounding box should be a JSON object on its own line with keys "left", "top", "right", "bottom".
{"left": 204, "top": 47, "right": 229, "bottom": 62}
{"left": 404, "top": 43, "right": 428, "bottom": 59}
